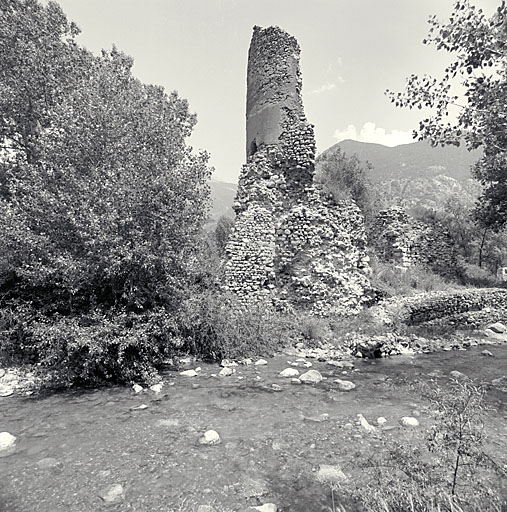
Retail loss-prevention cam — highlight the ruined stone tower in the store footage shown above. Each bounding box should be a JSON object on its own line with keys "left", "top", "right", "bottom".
{"left": 224, "top": 26, "right": 371, "bottom": 316}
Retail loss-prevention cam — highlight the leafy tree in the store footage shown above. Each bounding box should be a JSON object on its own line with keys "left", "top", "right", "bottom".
{"left": 315, "top": 147, "right": 377, "bottom": 223}
{"left": 389, "top": 0, "right": 507, "bottom": 229}
{"left": 0, "top": 0, "right": 213, "bottom": 383}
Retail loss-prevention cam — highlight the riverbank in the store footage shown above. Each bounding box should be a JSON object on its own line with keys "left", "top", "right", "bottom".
{"left": 1, "top": 339, "right": 507, "bottom": 511}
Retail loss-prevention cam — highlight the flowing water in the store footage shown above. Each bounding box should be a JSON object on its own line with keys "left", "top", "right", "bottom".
{"left": 1, "top": 344, "right": 507, "bottom": 512}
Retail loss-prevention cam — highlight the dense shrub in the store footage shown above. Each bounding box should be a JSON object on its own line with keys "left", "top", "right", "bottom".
{"left": 178, "top": 291, "right": 297, "bottom": 360}
{"left": 370, "top": 259, "right": 456, "bottom": 298}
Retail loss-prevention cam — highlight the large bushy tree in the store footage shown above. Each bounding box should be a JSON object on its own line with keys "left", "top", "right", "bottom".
{"left": 0, "top": 0, "right": 211, "bottom": 313}
{"left": 390, "top": 1, "right": 507, "bottom": 229}
{"left": 0, "top": 0, "right": 212, "bottom": 383}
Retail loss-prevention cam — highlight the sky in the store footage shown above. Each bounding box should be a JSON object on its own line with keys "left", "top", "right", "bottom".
{"left": 52, "top": 0, "right": 501, "bottom": 183}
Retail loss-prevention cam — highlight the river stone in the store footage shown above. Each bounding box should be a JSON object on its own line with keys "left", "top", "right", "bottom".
{"left": 291, "top": 378, "right": 301, "bottom": 385}
{"left": 299, "top": 370, "right": 323, "bottom": 384}
{"left": 249, "top": 505, "right": 277, "bottom": 512}
{"left": 150, "top": 383, "right": 163, "bottom": 393}
{"left": 198, "top": 430, "right": 221, "bottom": 445}
{"left": 0, "top": 432, "right": 16, "bottom": 457}
{"left": 241, "top": 476, "right": 269, "bottom": 497}
{"left": 377, "top": 417, "right": 387, "bottom": 426}
{"left": 99, "top": 484, "right": 125, "bottom": 504}
{"left": 130, "top": 404, "right": 148, "bottom": 411}
{"left": 400, "top": 416, "right": 419, "bottom": 427}
{"left": 37, "top": 457, "right": 63, "bottom": 472}
{"left": 487, "top": 322, "right": 507, "bottom": 333}
{"left": 0, "top": 369, "right": 5, "bottom": 378}
{"left": 0, "top": 384, "right": 14, "bottom": 397}
{"left": 180, "top": 369, "right": 198, "bottom": 377}
{"left": 334, "top": 379, "right": 356, "bottom": 391}
{"left": 254, "top": 359, "right": 268, "bottom": 366}
{"left": 357, "top": 414, "right": 376, "bottom": 433}
{"left": 279, "top": 368, "right": 299, "bottom": 378}
{"left": 132, "top": 383, "right": 143, "bottom": 393}
{"left": 316, "top": 464, "right": 347, "bottom": 484}
{"left": 481, "top": 350, "right": 494, "bottom": 357}
{"left": 219, "top": 367, "right": 234, "bottom": 377}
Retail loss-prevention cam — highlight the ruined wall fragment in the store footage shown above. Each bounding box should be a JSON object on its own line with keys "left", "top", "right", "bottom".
{"left": 224, "top": 26, "right": 371, "bottom": 316}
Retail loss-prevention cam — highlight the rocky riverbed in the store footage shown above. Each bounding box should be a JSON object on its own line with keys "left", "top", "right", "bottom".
{"left": 1, "top": 332, "right": 507, "bottom": 511}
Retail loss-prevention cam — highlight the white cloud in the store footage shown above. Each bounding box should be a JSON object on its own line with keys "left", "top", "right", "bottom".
{"left": 312, "top": 82, "right": 337, "bottom": 94}
{"left": 333, "top": 122, "right": 414, "bottom": 147}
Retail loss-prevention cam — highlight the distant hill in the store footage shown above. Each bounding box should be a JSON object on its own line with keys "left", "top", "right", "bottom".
{"left": 209, "top": 180, "right": 237, "bottom": 223}
{"left": 327, "top": 139, "right": 481, "bottom": 183}
{"left": 208, "top": 140, "right": 483, "bottom": 224}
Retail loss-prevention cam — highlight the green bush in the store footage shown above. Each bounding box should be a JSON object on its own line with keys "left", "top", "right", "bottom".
{"left": 29, "top": 309, "right": 183, "bottom": 387}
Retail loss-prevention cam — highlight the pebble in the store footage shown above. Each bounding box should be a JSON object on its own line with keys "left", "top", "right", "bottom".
{"left": 357, "top": 414, "right": 376, "bottom": 433}
{"left": 299, "top": 370, "right": 323, "bottom": 384}
{"left": 487, "top": 322, "right": 507, "bottom": 334}
{"left": 198, "top": 430, "right": 221, "bottom": 445}
{"left": 132, "top": 383, "right": 143, "bottom": 393}
{"left": 250, "top": 504, "right": 277, "bottom": 512}
{"left": 377, "top": 417, "right": 387, "bottom": 426}
{"left": 481, "top": 350, "right": 494, "bottom": 357}
{"left": 180, "top": 369, "right": 198, "bottom": 377}
{"left": 333, "top": 379, "right": 356, "bottom": 391}
{"left": 150, "top": 383, "right": 163, "bottom": 393}
{"left": 220, "top": 359, "right": 238, "bottom": 367}
{"left": 0, "top": 384, "right": 14, "bottom": 397}
{"left": 271, "top": 384, "right": 282, "bottom": 392}
{"left": 218, "top": 367, "right": 234, "bottom": 377}
{"left": 291, "top": 378, "right": 301, "bottom": 385}
{"left": 99, "top": 484, "right": 125, "bottom": 504}
{"left": 400, "top": 416, "right": 419, "bottom": 427}
{"left": 37, "top": 457, "right": 63, "bottom": 472}
{"left": 0, "top": 432, "right": 16, "bottom": 456}
{"left": 279, "top": 368, "right": 299, "bottom": 378}
{"left": 255, "top": 359, "right": 268, "bottom": 366}
{"left": 130, "top": 404, "right": 148, "bottom": 411}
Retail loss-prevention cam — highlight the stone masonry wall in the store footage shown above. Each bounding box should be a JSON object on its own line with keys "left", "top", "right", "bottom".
{"left": 370, "top": 206, "right": 457, "bottom": 278}
{"left": 224, "top": 26, "right": 371, "bottom": 316}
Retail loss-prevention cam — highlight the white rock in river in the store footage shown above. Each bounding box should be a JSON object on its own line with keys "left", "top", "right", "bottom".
{"left": 357, "top": 414, "right": 376, "bottom": 433}
{"left": 487, "top": 322, "right": 507, "bottom": 334}
{"left": 0, "top": 432, "right": 16, "bottom": 457}
{"left": 481, "top": 350, "right": 494, "bottom": 357}
{"left": 254, "top": 359, "right": 268, "bottom": 366}
{"left": 316, "top": 464, "right": 347, "bottom": 484}
{"left": 299, "top": 370, "right": 323, "bottom": 384}
{"left": 180, "top": 369, "right": 198, "bottom": 377}
{"left": 99, "top": 483, "right": 125, "bottom": 503}
{"left": 279, "top": 368, "right": 299, "bottom": 378}
{"left": 149, "top": 383, "right": 163, "bottom": 393}
{"left": 198, "top": 430, "right": 221, "bottom": 445}
{"left": 377, "top": 417, "right": 387, "bottom": 426}
{"left": 251, "top": 504, "right": 278, "bottom": 512}
{"left": 132, "top": 383, "right": 143, "bottom": 393}
{"left": 334, "top": 379, "right": 356, "bottom": 391}
{"left": 218, "top": 367, "right": 234, "bottom": 377}
{"left": 0, "top": 384, "right": 14, "bottom": 397}
{"left": 400, "top": 416, "right": 420, "bottom": 427}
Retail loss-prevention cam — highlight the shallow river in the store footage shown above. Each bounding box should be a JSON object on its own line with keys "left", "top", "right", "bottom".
{"left": 1, "top": 344, "right": 507, "bottom": 512}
